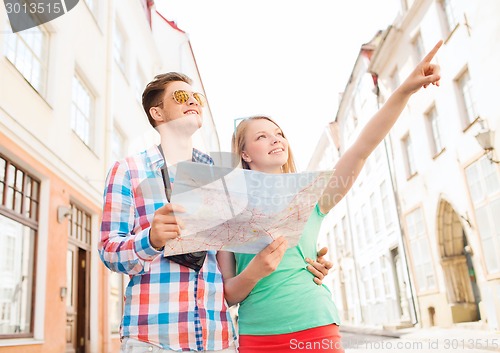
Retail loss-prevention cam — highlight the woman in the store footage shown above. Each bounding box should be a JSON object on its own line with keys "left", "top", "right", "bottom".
{"left": 217, "top": 40, "right": 443, "bottom": 353}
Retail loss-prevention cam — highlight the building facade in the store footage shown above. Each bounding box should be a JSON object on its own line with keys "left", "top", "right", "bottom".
{"left": 308, "top": 33, "right": 416, "bottom": 330}
{"left": 309, "top": 0, "right": 500, "bottom": 331}
{"left": 0, "top": 1, "right": 219, "bottom": 352}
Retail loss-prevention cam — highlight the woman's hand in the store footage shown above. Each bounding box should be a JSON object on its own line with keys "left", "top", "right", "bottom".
{"left": 217, "top": 237, "right": 288, "bottom": 307}
{"left": 399, "top": 40, "right": 443, "bottom": 95}
{"left": 245, "top": 236, "right": 288, "bottom": 281}
{"left": 306, "top": 247, "right": 333, "bottom": 285}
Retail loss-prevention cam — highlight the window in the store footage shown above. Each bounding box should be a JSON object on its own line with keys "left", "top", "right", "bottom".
{"left": 0, "top": 155, "right": 40, "bottom": 337}
{"left": 69, "top": 203, "right": 92, "bottom": 246}
{"left": 406, "top": 207, "right": 436, "bottom": 292}
{"left": 370, "top": 261, "right": 381, "bottom": 300}
{"left": 380, "top": 181, "right": 392, "bottom": 227}
{"left": 352, "top": 83, "right": 363, "bottom": 123}
{"left": 441, "top": 0, "right": 460, "bottom": 33}
{"left": 71, "top": 75, "right": 94, "bottom": 147}
{"left": 333, "top": 225, "right": 341, "bottom": 259}
{"left": 370, "top": 192, "right": 381, "bottom": 233}
{"left": 354, "top": 212, "right": 364, "bottom": 249}
{"left": 341, "top": 216, "right": 351, "bottom": 255}
{"left": 389, "top": 67, "right": 400, "bottom": 92}
{"left": 412, "top": 33, "right": 424, "bottom": 64}
{"left": 465, "top": 158, "right": 500, "bottom": 273}
{"left": 4, "top": 23, "right": 48, "bottom": 95}
{"left": 426, "top": 105, "right": 444, "bottom": 156}
{"left": 380, "top": 256, "right": 391, "bottom": 296}
{"left": 402, "top": 134, "right": 417, "bottom": 177}
{"left": 345, "top": 111, "right": 356, "bottom": 140}
{"left": 113, "top": 22, "right": 127, "bottom": 74}
{"left": 361, "top": 266, "right": 371, "bottom": 301}
{"left": 361, "top": 204, "right": 372, "bottom": 244}
{"left": 456, "top": 69, "right": 477, "bottom": 126}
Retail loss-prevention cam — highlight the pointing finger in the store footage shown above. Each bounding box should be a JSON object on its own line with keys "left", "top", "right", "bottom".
{"left": 422, "top": 40, "right": 443, "bottom": 63}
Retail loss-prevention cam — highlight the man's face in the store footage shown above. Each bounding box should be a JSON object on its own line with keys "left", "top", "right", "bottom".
{"left": 155, "top": 81, "right": 204, "bottom": 130}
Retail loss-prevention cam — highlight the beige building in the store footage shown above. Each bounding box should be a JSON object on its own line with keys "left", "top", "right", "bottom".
{"left": 309, "top": 0, "right": 500, "bottom": 332}
{"left": 0, "top": 1, "right": 219, "bottom": 352}
{"left": 308, "top": 33, "right": 416, "bottom": 329}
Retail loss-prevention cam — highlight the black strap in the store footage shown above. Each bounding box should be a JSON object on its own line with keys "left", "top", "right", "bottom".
{"left": 158, "top": 144, "right": 172, "bottom": 203}
{"left": 156, "top": 145, "right": 207, "bottom": 271}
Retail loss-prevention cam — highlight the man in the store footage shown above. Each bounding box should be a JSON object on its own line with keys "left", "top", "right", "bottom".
{"left": 99, "top": 72, "right": 236, "bottom": 352}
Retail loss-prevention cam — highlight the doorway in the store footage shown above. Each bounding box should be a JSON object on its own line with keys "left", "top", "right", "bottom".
{"left": 66, "top": 244, "right": 89, "bottom": 353}
{"left": 437, "top": 199, "right": 480, "bottom": 323}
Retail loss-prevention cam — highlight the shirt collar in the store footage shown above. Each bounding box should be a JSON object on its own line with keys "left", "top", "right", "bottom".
{"left": 147, "top": 145, "right": 213, "bottom": 170}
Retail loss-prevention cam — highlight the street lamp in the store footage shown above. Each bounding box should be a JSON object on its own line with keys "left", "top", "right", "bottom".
{"left": 475, "top": 127, "right": 500, "bottom": 164}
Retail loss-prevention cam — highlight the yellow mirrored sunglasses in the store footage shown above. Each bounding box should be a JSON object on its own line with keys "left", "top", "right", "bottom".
{"left": 172, "top": 90, "right": 206, "bottom": 107}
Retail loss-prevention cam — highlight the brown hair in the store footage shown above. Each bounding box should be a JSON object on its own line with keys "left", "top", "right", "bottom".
{"left": 232, "top": 116, "right": 297, "bottom": 173}
{"left": 142, "top": 72, "right": 193, "bottom": 128}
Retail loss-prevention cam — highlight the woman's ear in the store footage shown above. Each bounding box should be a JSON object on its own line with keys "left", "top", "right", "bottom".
{"left": 241, "top": 151, "right": 251, "bottom": 163}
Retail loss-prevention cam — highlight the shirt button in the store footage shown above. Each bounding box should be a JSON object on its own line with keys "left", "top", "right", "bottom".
{"left": 148, "top": 347, "right": 153, "bottom": 352}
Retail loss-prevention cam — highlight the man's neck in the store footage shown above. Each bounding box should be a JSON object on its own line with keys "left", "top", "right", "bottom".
{"left": 157, "top": 126, "right": 193, "bottom": 165}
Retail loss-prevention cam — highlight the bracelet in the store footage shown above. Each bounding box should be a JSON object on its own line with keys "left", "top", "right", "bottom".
{"left": 149, "top": 229, "right": 164, "bottom": 251}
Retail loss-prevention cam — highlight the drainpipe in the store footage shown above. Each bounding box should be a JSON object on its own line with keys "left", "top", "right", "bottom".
{"left": 328, "top": 122, "right": 364, "bottom": 323}
{"left": 373, "top": 73, "right": 419, "bottom": 325}
{"left": 344, "top": 192, "right": 365, "bottom": 323}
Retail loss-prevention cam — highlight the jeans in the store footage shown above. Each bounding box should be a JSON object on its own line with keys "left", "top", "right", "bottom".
{"left": 120, "top": 338, "right": 237, "bottom": 353}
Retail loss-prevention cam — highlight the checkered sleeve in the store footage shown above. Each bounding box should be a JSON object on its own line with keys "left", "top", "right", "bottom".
{"left": 98, "top": 160, "right": 160, "bottom": 275}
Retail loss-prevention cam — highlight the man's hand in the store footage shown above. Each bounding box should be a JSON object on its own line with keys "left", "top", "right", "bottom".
{"left": 149, "top": 203, "right": 185, "bottom": 249}
{"left": 306, "top": 247, "right": 333, "bottom": 285}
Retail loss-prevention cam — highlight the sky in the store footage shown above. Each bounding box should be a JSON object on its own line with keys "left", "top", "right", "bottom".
{"left": 156, "top": 0, "right": 400, "bottom": 171}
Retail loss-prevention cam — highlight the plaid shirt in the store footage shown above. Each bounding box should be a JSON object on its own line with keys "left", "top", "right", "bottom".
{"left": 99, "top": 145, "right": 235, "bottom": 351}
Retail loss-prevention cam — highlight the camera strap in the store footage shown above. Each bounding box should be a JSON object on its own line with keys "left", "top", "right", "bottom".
{"left": 157, "top": 145, "right": 207, "bottom": 271}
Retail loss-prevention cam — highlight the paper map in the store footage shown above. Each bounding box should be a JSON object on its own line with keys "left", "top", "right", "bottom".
{"left": 160, "top": 162, "right": 333, "bottom": 255}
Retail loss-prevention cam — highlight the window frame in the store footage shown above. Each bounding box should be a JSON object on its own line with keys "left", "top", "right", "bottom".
{"left": 425, "top": 104, "right": 445, "bottom": 158}
{"left": 71, "top": 73, "right": 95, "bottom": 149}
{"left": 405, "top": 207, "right": 437, "bottom": 294}
{"left": 455, "top": 68, "right": 478, "bottom": 129}
{"left": 465, "top": 157, "right": 500, "bottom": 276}
{"left": 3, "top": 21, "right": 49, "bottom": 96}
{"left": 0, "top": 155, "right": 40, "bottom": 339}
{"left": 402, "top": 133, "right": 417, "bottom": 179}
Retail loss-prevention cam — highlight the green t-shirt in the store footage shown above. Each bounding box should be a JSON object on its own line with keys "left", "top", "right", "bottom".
{"left": 234, "top": 204, "right": 341, "bottom": 335}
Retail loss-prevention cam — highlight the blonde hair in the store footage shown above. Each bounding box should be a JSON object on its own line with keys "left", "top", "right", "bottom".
{"left": 231, "top": 116, "right": 297, "bottom": 173}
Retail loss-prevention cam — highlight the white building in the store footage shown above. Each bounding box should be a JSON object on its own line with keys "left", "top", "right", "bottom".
{"left": 309, "top": 0, "right": 500, "bottom": 331}
{"left": 308, "top": 32, "right": 415, "bottom": 329}
{"left": 372, "top": 0, "right": 500, "bottom": 330}
{"left": 0, "top": 1, "right": 219, "bottom": 352}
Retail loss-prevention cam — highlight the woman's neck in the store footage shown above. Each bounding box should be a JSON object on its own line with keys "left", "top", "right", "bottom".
{"left": 249, "top": 166, "right": 283, "bottom": 174}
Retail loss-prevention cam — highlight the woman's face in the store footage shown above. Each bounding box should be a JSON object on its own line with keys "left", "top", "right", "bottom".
{"left": 241, "top": 118, "right": 289, "bottom": 174}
